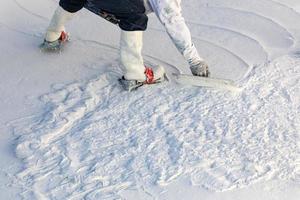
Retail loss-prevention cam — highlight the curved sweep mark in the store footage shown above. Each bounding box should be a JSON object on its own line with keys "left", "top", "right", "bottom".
{"left": 14, "top": 0, "right": 49, "bottom": 21}
{"left": 146, "top": 26, "right": 250, "bottom": 80}
{"left": 13, "top": 0, "right": 294, "bottom": 60}
{"left": 192, "top": 38, "right": 250, "bottom": 81}
{"left": 13, "top": 0, "right": 300, "bottom": 46}
{"left": 0, "top": 21, "right": 41, "bottom": 39}
{"left": 77, "top": 38, "right": 119, "bottom": 51}
{"left": 195, "top": 38, "right": 249, "bottom": 69}
{"left": 212, "top": 6, "right": 296, "bottom": 40}
{"left": 149, "top": 24, "right": 268, "bottom": 67}
{"left": 191, "top": 0, "right": 300, "bottom": 37}
{"left": 186, "top": 23, "right": 268, "bottom": 65}
{"left": 184, "top": 6, "right": 294, "bottom": 50}
{"left": 266, "top": 0, "right": 300, "bottom": 14}
{"left": 185, "top": 22, "right": 267, "bottom": 52}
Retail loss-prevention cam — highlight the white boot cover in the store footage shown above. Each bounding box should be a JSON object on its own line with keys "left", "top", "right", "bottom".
{"left": 120, "top": 31, "right": 146, "bottom": 81}
{"left": 45, "top": 6, "right": 75, "bottom": 42}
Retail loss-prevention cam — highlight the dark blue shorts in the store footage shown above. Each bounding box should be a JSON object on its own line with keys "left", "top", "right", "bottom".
{"left": 59, "top": 0, "right": 148, "bottom": 31}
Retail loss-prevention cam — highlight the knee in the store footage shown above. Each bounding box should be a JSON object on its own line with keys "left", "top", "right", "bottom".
{"left": 157, "top": 5, "right": 184, "bottom": 26}
{"left": 119, "top": 13, "right": 148, "bottom": 31}
{"left": 59, "top": 0, "right": 85, "bottom": 13}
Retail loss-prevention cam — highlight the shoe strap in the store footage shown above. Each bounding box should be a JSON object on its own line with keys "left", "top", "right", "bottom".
{"left": 144, "top": 67, "right": 154, "bottom": 84}
{"left": 60, "top": 31, "right": 68, "bottom": 42}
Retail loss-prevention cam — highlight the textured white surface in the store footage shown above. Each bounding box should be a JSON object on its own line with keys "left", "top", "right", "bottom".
{"left": 0, "top": 0, "right": 300, "bottom": 199}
